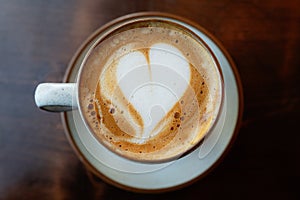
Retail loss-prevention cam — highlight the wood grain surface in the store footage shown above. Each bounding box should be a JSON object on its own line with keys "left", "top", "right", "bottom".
{"left": 0, "top": 0, "right": 299, "bottom": 199}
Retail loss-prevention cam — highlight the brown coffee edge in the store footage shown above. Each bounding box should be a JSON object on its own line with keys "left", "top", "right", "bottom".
{"left": 61, "top": 11, "right": 244, "bottom": 193}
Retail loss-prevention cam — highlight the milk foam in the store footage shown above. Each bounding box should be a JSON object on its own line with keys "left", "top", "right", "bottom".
{"left": 115, "top": 43, "right": 190, "bottom": 143}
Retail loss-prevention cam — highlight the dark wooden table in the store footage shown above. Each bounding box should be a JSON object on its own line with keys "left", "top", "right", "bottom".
{"left": 0, "top": 0, "right": 299, "bottom": 199}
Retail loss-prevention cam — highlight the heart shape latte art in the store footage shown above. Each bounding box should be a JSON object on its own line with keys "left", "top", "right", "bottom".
{"left": 115, "top": 43, "right": 190, "bottom": 141}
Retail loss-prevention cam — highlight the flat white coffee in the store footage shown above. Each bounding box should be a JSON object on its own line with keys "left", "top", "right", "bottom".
{"left": 79, "top": 21, "right": 222, "bottom": 162}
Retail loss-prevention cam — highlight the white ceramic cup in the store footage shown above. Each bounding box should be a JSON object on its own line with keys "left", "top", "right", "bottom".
{"left": 34, "top": 12, "right": 224, "bottom": 163}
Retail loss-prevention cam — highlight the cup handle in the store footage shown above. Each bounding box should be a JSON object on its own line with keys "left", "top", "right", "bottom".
{"left": 34, "top": 83, "right": 77, "bottom": 112}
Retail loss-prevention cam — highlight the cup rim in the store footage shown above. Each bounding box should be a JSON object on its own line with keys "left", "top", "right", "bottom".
{"left": 74, "top": 12, "right": 225, "bottom": 163}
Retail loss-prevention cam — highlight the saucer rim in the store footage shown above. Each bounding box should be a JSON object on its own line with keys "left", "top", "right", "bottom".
{"left": 61, "top": 12, "right": 244, "bottom": 193}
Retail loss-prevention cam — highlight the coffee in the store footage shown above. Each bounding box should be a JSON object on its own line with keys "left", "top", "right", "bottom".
{"left": 78, "top": 20, "right": 222, "bottom": 162}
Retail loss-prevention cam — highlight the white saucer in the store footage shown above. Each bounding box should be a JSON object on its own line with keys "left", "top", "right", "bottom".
{"left": 61, "top": 16, "right": 243, "bottom": 192}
